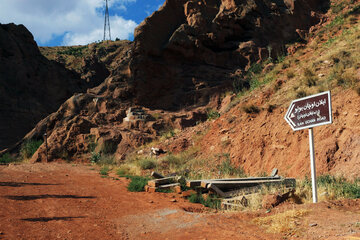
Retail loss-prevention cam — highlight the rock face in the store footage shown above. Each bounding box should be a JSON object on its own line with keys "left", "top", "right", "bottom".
{"left": 131, "top": 0, "right": 329, "bottom": 109}
{"left": 0, "top": 23, "right": 112, "bottom": 150}
{"left": 2, "top": 0, "right": 330, "bottom": 162}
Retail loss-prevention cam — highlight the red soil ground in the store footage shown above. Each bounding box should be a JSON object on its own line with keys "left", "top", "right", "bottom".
{"left": 0, "top": 163, "right": 359, "bottom": 240}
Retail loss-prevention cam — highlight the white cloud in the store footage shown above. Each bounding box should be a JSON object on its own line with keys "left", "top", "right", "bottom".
{"left": 0, "top": 0, "right": 138, "bottom": 46}
{"left": 63, "top": 16, "right": 137, "bottom": 45}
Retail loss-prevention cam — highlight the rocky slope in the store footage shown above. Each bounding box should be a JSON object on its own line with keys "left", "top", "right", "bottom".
{"left": 3, "top": 0, "right": 360, "bottom": 181}
{"left": 39, "top": 40, "right": 133, "bottom": 86}
{"left": 131, "top": 0, "right": 329, "bottom": 109}
{"left": 156, "top": 1, "right": 360, "bottom": 178}
{"left": 23, "top": 0, "right": 330, "bottom": 163}
{"left": 0, "top": 23, "right": 86, "bottom": 150}
{"left": 0, "top": 24, "right": 132, "bottom": 151}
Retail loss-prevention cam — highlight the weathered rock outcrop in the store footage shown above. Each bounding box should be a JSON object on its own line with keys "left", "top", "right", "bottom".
{"left": 131, "top": 0, "right": 329, "bottom": 109}
{"left": 3, "top": 0, "right": 331, "bottom": 162}
{"left": 0, "top": 23, "right": 86, "bottom": 149}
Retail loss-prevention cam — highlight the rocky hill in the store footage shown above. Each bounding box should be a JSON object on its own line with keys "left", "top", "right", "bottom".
{"left": 0, "top": 23, "right": 87, "bottom": 149}
{"left": 0, "top": 24, "right": 132, "bottom": 151}
{"left": 131, "top": 0, "right": 329, "bottom": 109}
{"left": 1, "top": 0, "right": 360, "bottom": 179}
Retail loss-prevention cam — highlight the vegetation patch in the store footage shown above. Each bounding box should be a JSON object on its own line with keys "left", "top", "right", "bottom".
{"left": 99, "top": 166, "right": 110, "bottom": 176}
{"left": 296, "top": 90, "right": 307, "bottom": 98}
{"left": 303, "top": 68, "right": 318, "bottom": 87}
{"left": 127, "top": 176, "right": 150, "bottom": 192}
{"left": 267, "top": 104, "right": 277, "bottom": 113}
{"left": 253, "top": 209, "right": 310, "bottom": 234}
{"left": 287, "top": 71, "right": 295, "bottom": 79}
{"left": 98, "top": 155, "right": 116, "bottom": 165}
{"left": 217, "top": 154, "right": 246, "bottom": 178}
{"left": 116, "top": 169, "right": 150, "bottom": 192}
{"left": 57, "top": 46, "right": 88, "bottom": 57}
{"left": 242, "top": 105, "right": 260, "bottom": 114}
{"left": 296, "top": 175, "right": 360, "bottom": 202}
{"left": 160, "top": 128, "right": 179, "bottom": 140}
{"left": 138, "top": 158, "right": 157, "bottom": 170}
{"left": 20, "top": 139, "right": 43, "bottom": 159}
{"left": 207, "top": 109, "right": 220, "bottom": 120}
{"left": 188, "top": 193, "right": 221, "bottom": 209}
{"left": 90, "top": 152, "right": 101, "bottom": 164}
{"left": 0, "top": 153, "right": 14, "bottom": 164}
{"left": 317, "top": 175, "right": 360, "bottom": 199}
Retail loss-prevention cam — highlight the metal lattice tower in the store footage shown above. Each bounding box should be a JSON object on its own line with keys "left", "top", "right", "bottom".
{"left": 103, "top": 0, "right": 111, "bottom": 41}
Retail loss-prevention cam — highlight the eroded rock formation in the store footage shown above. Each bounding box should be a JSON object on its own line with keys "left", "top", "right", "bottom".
{"left": 2, "top": 0, "right": 330, "bottom": 162}
{"left": 0, "top": 23, "right": 85, "bottom": 149}
{"left": 131, "top": 0, "right": 329, "bottom": 109}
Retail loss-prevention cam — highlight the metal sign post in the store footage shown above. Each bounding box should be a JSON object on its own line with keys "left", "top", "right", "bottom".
{"left": 285, "top": 91, "right": 332, "bottom": 203}
{"left": 308, "top": 128, "right": 317, "bottom": 203}
{"left": 44, "top": 133, "right": 48, "bottom": 162}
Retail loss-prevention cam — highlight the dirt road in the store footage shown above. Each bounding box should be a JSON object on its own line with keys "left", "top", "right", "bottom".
{"left": 0, "top": 163, "right": 359, "bottom": 239}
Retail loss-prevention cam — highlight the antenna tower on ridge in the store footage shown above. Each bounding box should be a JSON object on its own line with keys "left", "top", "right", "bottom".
{"left": 103, "top": 0, "right": 111, "bottom": 41}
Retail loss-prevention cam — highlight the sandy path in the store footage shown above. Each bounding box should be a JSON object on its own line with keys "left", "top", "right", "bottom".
{"left": 0, "top": 163, "right": 279, "bottom": 239}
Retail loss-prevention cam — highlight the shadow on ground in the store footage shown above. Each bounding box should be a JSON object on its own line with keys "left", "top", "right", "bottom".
{"left": 21, "top": 216, "right": 86, "bottom": 222}
{"left": 0, "top": 182, "right": 61, "bottom": 187}
{"left": 4, "top": 194, "right": 96, "bottom": 200}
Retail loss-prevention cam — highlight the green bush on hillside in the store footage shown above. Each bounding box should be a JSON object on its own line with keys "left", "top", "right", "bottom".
{"left": 207, "top": 109, "right": 220, "bottom": 120}
{"left": 127, "top": 176, "right": 150, "bottom": 192}
{"left": 188, "top": 193, "right": 221, "bottom": 209}
{"left": 20, "top": 139, "right": 43, "bottom": 159}
{"left": 0, "top": 153, "right": 13, "bottom": 164}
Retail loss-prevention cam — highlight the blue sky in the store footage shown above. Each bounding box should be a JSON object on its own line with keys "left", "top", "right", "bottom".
{"left": 0, "top": 0, "right": 164, "bottom": 46}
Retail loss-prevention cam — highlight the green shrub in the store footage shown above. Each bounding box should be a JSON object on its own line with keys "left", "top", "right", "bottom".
{"left": 138, "top": 158, "right": 156, "bottom": 170}
{"left": 249, "top": 77, "right": 261, "bottom": 90}
{"left": 99, "top": 166, "right": 110, "bottom": 176}
{"left": 207, "top": 109, "right": 220, "bottom": 120}
{"left": 188, "top": 194, "right": 221, "bottom": 209}
{"left": 276, "top": 55, "right": 286, "bottom": 64}
{"left": 188, "top": 193, "right": 203, "bottom": 204}
{"left": 317, "top": 175, "right": 360, "bottom": 199}
{"left": 127, "top": 176, "right": 150, "bottom": 192}
{"left": 160, "top": 129, "right": 176, "bottom": 139}
{"left": 164, "top": 154, "right": 182, "bottom": 168}
{"left": 302, "top": 175, "right": 360, "bottom": 199}
{"left": 0, "top": 153, "right": 13, "bottom": 164}
{"left": 57, "top": 46, "right": 87, "bottom": 57}
{"left": 218, "top": 156, "right": 246, "bottom": 177}
{"left": 233, "top": 78, "right": 250, "bottom": 93}
{"left": 326, "top": 15, "right": 345, "bottom": 30}
{"left": 90, "top": 152, "right": 101, "bottom": 163}
{"left": 20, "top": 139, "right": 43, "bottom": 159}
{"left": 248, "top": 63, "right": 262, "bottom": 74}
{"left": 203, "top": 195, "right": 221, "bottom": 209}
{"left": 116, "top": 167, "right": 130, "bottom": 177}
{"left": 98, "top": 155, "right": 115, "bottom": 165}
{"left": 243, "top": 105, "right": 260, "bottom": 114}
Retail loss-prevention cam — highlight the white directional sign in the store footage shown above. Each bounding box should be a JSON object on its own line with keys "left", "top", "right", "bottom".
{"left": 285, "top": 91, "right": 332, "bottom": 131}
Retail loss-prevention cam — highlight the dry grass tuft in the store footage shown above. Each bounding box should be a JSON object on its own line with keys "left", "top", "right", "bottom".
{"left": 253, "top": 209, "right": 310, "bottom": 234}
